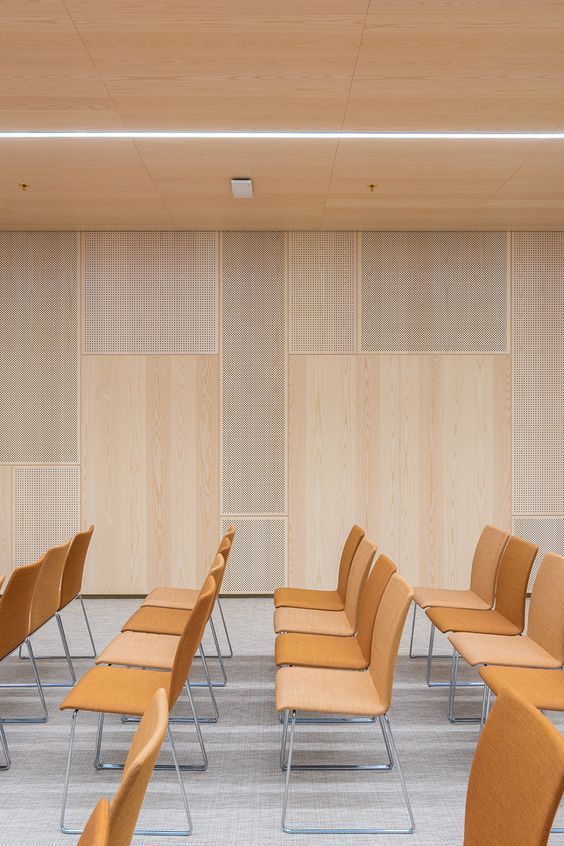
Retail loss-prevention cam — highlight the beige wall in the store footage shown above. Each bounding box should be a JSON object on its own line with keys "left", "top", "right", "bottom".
{"left": 0, "top": 230, "right": 560, "bottom": 593}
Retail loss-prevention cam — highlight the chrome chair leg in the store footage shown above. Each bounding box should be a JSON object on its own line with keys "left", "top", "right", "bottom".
{"left": 0, "top": 719, "right": 11, "bottom": 770}
{"left": 427, "top": 625, "right": 483, "bottom": 691}
{"left": 216, "top": 597, "right": 234, "bottom": 657}
{"left": 191, "top": 620, "right": 227, "bottom": 688}
{"left": 280, "top": 710, "right": 415, "bottom": 834}
{"left": 279, "top": 714, "right": 392, "bottom": 772}
{"left": 1, "top": 639, "right": 48, "bottom": 724}
{"left": 19, "top": 595, "right": 97, "bottom": 661}
{"left": 78, "top": 595, "right": 97, "bottom": 657}
{"left": 448, "top": 649, "right": 482, "bottom": 723}
{"left": 62, "top": 711, "right": 193, "bottom": 837}
{"left": 408, "top": 602, "right": 428, "bottom": 658}
{"left": 11, "top": 616, "right": 76, "bottom": 689}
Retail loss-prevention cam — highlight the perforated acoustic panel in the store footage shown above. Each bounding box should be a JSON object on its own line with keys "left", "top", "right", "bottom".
{"left": 84, "top": 231, "right": 217, "bottom": 353}
{"left": 221, "top": 518, "right": 287, "bottom": 594}
{"left": 513, "top": 233, "right": 564, "bottom": 515}
{"left": 14, "top": 467, "right": 79, "bottom": 566}
{"left": 290, "top": 232, "right": 356, "bottom": 352}
{"left": 360, "top": 232, "right": 509, "bottom": 352}
{"left": 221, "top": 232, "right": 287, "bottom": 515}
{"left": 513, "top": 517, "right": 564, "bottom": 592}
{"left": 0, "top": 232, "right": 78, "bottom": 463}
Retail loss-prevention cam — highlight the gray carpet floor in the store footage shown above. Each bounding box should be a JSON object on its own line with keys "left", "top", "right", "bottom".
{"left": 0, "top": 597, "right": 562, "bottom": 846}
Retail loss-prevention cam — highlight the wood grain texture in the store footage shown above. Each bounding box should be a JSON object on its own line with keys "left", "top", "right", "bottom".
{"left": 81, "top": 355, "right": 218, "bottom": 593}
{"left": 289, "top": 354, "right": 511, "bottom": 590}
{"left": 0, "top": 466, "right": 12, "bottom": 577}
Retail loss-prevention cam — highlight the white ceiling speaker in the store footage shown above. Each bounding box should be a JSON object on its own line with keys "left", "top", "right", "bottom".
{"left": 231, "top": 178, "right": 253, "bottom": 198}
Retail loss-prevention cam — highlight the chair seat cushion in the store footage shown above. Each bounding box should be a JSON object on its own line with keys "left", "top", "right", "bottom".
{"left": 275, "top": 632, "right": 368, "bottom": 669}
{"left": 479, "top": 666, "right": 564, "bottom": 711}
{"left": 273, "top": 587, "right": 344, "bottom": 611}
{"left": 426, "top": 607, "right": 521, "bottom": 636}
{"left": 96, "top": 631, "right": 179, "bottom": 670}
{"left": 449, "top": 632, "right": 562, "bottom": 669}
{"left": 413, "top": 587, "right": 490, "bottom": 611}
{"left": 122, "top": 606, "right": 190, "bottom": 636}
{"left": 276, "top": 666, "right": 383, "bottom": 716}
{"left": 143, "top": 586, "right": 199, "bottom": 610}
{"left": 274, "top": 607, "right": 354, "bottom": 636}
{"left": 60, "top": 666, "right": 171, "bottom": 716}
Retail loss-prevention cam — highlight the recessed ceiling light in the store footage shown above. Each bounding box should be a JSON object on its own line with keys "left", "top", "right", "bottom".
{"left": 1, "top": 130, "right": 564, "bottom": 140}
{"left": 231, "top": 177, "right": 253, "bottom": 198}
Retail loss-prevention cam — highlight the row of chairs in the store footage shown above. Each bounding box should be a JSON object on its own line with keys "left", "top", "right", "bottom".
{"left": 273, "top": 524, "right": 564, "bottom": 841}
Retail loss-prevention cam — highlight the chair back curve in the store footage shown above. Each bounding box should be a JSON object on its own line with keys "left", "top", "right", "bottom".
{"left": 109, "top": 688, "right": 168, "bottom": 846}
{"left": 469, "top": 525, "right": 510, "bottom": 605}
{"left": 59, "top": 525, "right": 94, "bottom": 610}
{"left": 526, "top": 552, "right": 564, "bottom": 664}
{"left": 78, "top": 798, "right": 110, "bottom": 846}
{"left": 369, "top": 573, "right": 414, "bottom": 713}
{"left": 337, "top": 525, "right": 365, "bottom": 602}
{"left": 464, "top": 689, "right": 564, "bottom": 846}
{"left": 169, "top": 572, "right": 217, "bottom": 707}
{"left": 494, "top": 535, "right": 538, "bottom": 631}
{"left": 344, "top": 537, "right": 377, "bottom": 629}
{"left": 0, "top": 557, "right": 44, "bottom": 660}
{"left": 356, "top": 554, "right": 397, "bottom": 663}
{"left": 29, "top": 541, "right": 70, "bottom": 633}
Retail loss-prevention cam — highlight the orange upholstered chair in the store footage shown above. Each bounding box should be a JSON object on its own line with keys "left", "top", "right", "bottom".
{"left": 409, "top": 525, "right": 509, "bottom": 657}
{"left": 463, "top": 689, "right": 564, "bottom": 846}
{"left": 274, "top": 524, "right": 365, "bottom": 612}
{"left": 424, "top": 534, "right": 537, "bottom": 690}
{"left": 143, "top": 525, "right": 236, "bottom": 659}
{"left": 78, "top": 799, "right": 110, "bottom": 846}
{"left": 58, "top": 525, "right": 96, "bottom": 656}
{"left": 0, "top": 557, "right": 44, "bottom": 769}
{"left": 448, "top": 552, "right": 564, "bottom": 723}
{"left": 276, "top": 572, "right": 414, "bottom": 834}
{"left": 275, "top": 553, "right": 396, "bottom": 671}
{"left": 60, "top": 575, "right": 216, "bottom": 837}
{"left": 273, "top": 537, "right": 377, "bottom": 637}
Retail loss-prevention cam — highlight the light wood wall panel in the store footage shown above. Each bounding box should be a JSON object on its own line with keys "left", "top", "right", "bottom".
{"left": 289, "top": 354, "right": 511, "bottom": 590}
{"left": 81, "top": 355, "right": 219, "bottom": 593}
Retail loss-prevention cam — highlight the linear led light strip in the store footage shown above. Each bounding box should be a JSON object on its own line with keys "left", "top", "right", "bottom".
{"left": 1, "top": 131, "right": 564, "bottom": 139}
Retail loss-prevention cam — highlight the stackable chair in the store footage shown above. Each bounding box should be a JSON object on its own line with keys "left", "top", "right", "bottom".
{"left": 0, "top": 557, "right": 44, "bottom": 769}
{"left": 276, "top": 573, "right": 414, "bottom": 834}
{"left": 424, "top": 534, "right": 537, "bottom": 693}
{"left": 409, "top": 525, "right": 509, "bottom": 663}
{"left": 59, "top": 575, "right": 216, "bottom": 836}
{"left": 274, "top": 524, "right": 365, "bottom": 612}
{"left": 273, "top": 537, "right": 377, "bottom": 637}
{"left": 463, "top": 689, "right": 564, "bottom": 846}
{"left": 143, "top": 525, "right": 236, "bottom": 659}
{"left": 448, "top": 552, "right": 564, "bottom": 724}
{"left": 66, "top": 688, "right": 174, "bottom": 841}
{"left": 120, "top": 532, "right": 233, "bottom": 687}
{"left": 479, "top": 666, "right": 564, "bottom": 718}
{"left": 78, "top": 799, "right": 110, "bottom": 846}
{"left": 96, "top": 553, "right": 228, "bottom": 724}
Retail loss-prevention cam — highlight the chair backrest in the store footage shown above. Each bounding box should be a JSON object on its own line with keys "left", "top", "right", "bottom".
{"left": 29, "top": 541, "right": 71, "bottom": 633}
{"left": 527, "top": 552, "right": 564, "bottom": 664}
{"left": 344, "top": 537, "right": 377, "bottom": 627}
{"left": 208, "top": 552, "right": 227, "bottom": 606}
{"left": 0, "top": 557, "right": 44, "bottom": 660}
{"left": 109, "top": 688, "right": 168, "bottom": 846}
{"left": 369, "top": 573, "right": 414, "bottom": 713}
{"left": 78, "top": 798, "right": 110, "bottom": 846}
{"left": 356, "top": 554, "right": 397, "bottom": 662}
{"left": 469, "top": 525, "right": 510, "bottom": 605}
{"left": 494, "top": 535, "right": 538, "bottom": 631}
{"left": 464, "top": 689, "right": 564, "bottom": 846}
{"left": 0, "top": 574, "right": 5, "bottom": 592}
{"left": 59, "top": 525, "right": 94, "bottom": 610}
{"left": 169, "top": 572, "right": 217, "bottom": 707}
{"left": 214, "top": 532, "right": 233, "bottom": 592}
{"left": 336, "top": 525, "right": 365, "bottom": 601}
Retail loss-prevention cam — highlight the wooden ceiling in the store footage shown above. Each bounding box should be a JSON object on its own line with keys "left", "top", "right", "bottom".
{"left": 2, "top": 0, "right": 564, "bottom": 229}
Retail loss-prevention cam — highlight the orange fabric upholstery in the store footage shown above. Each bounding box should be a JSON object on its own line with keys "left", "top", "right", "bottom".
{"left": 29, "top": 541, "right": 70, "bottom": 634}
{"left": 449, "top": 631, "right": 562, "bottom": 669}
{"left": 0, "top": 558, "right": 44, "bottom": 660}
{"left": 275, "top": 632, "right": 368, "bottom": 670}
{"left": 479, "top": 666, "right": 564, "bottom": 712}
{"left": 413, "top": 525, "right": 509, "bottom": 610}
{"left": 122, "top": 606, "right": 190, "bottom": 636}
{"left": 273, "top": 524, "right": 365, "bottom": 610}
{"left": 96, "top": 631, "right": 179, "bottom": 670}
{"left": 109, "top": 688, "right": 168, "bottom": 846}
{"left": 59, "top": 525, "right": 94, "bottom": 610}
{"left": 427, "top": 534, "right": 537, "bottom": 636}
{"left": 369, "top": 574, "right": 414, "bottom": 713}
{"left": 464, "top": 689, "right": 564, "bottom": 846}
{"left": 78, "top": 799, "right": 110, "bottom": 846}
{"left": 526, "top": 552, "right": 564, "bottom": 665}
{"left": 356, "top": 554, "right": 397, "bottom": 662}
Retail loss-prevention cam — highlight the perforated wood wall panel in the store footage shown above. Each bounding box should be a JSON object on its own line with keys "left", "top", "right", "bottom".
{"left": 0, "top": 232, "right": 78, "bottom": 463}
{"left": 290, "top": 232, "right": 356, "bottom": 352}
{"left": 83, "top": 231, "right": 217, "bottom": 353}
{"left": 360, "top": 232, "right": 509, "bottom": 352}
{"left": 221, "top": 231, "right": 287, "bottom": 515}
{"left": 513, "top": 517, "right": 564, "bottom": 592}
{"left": 513, "top": 233, "right": 564, "bottom": 515}
{"left": 14, "top": 467, "right": 80, "bottom": 566}
{"left": 221, "top": 517, "right": 287, "bottom": 594}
